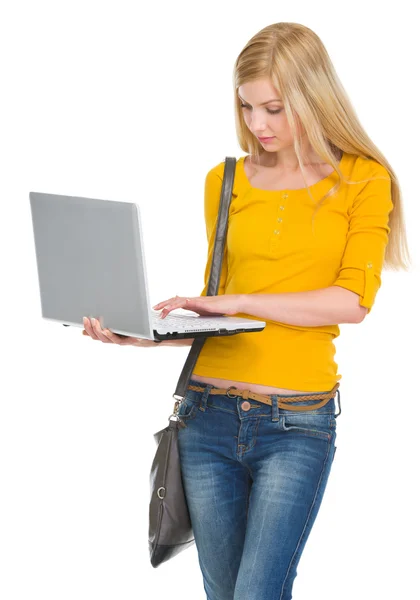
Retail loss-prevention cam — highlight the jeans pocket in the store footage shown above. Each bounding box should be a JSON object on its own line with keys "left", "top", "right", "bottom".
{"left": 177, "top": 395, "right": 198, "bottom": 421}
{"left": 282, "top": 411, "right": 334, "bottom": 441}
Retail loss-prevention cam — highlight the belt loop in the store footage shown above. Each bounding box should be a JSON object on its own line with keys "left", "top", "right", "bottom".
{"left": 334, "top": 388, "right": 342, "bottom": 418}
{"left": 199, "top": 384, "right": 212, "bottom": 412}
{"left": 271, "top": 394, "right": 280, "bottom": 422}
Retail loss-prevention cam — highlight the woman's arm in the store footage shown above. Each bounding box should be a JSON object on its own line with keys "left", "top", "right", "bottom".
{"left": 134, "top": 337, "right": 194, "bottom": 347}
{"left": 159, "top": 338, "right": 194, "bottom": 347}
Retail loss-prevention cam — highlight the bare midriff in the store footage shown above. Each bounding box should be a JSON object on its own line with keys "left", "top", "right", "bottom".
{"left": 190, "top": 373, "right": 321, "bottom": 396}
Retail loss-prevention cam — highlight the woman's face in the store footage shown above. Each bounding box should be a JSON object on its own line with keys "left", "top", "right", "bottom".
{"left": 238, "top": 78, "right": 304, "bottom": 150}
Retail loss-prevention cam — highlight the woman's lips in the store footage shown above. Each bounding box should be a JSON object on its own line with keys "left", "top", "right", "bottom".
{"left": 258, "top": 136, "right": 275, "bottom": 143}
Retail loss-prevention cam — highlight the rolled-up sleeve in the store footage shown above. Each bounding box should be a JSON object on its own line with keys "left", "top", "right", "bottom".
{"left": 332, "top": 165, "right": 393, "bottom": 314}
{"left": 199, "top": 166, "right": 228, "bottom": 297}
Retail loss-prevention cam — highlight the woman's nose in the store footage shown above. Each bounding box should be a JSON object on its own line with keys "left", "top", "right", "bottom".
{"left": 250, "top": 117, "right": 267, "bottom": 134}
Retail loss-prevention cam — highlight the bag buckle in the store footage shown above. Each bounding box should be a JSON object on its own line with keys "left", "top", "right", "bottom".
{"left": 169, "top": 393, "right": 187, "bottom": 428}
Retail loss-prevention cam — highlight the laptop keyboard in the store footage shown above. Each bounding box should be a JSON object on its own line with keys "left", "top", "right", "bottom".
{"left": 152, "top": 312, "right": 223, "bottom": 329}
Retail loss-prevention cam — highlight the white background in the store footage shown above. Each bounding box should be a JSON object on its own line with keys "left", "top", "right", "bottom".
{"left": 1, "top": 1, "right": 418, "bottom": 599}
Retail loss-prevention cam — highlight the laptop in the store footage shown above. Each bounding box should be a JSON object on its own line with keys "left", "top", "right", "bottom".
{"left": 29, "top": 191, "right": 266, "bottom": 342}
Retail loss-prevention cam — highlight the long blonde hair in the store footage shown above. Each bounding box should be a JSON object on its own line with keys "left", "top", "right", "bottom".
{"left": 233, "top": 22, "right": 411, "bottom": 270}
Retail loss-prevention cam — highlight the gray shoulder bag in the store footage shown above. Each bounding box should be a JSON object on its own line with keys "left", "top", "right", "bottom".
{"left": 149, "top": 156, "right": 237, "bottom": 568}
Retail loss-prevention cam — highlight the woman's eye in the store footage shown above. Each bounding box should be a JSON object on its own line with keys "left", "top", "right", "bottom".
{"left": 239, "top": 103, "right": 282, "bottom": 115}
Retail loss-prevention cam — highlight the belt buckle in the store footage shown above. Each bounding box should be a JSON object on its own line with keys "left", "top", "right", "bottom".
{"left": 226, "top": 386, "right": 239, "bottom": 398}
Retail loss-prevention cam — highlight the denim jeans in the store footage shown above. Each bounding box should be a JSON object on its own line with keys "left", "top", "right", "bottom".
{"left": 177, "top": 377, "right": 341, "bottom": 600}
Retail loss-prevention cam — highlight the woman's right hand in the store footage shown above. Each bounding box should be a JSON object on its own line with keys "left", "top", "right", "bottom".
{"left": 82, "top": 317, "right": 159, "bottom": 347}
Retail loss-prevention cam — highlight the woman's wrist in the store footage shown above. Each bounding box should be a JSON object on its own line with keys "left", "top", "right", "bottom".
{"left": 133, "top": 337, "right": 192, "bottom": 347}
{"left": 158, "top": 338, "right": 194, "bottom": 347}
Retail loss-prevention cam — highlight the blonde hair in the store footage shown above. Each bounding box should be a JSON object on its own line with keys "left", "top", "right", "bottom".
{"left": 232, "top": 22, "right": 411, "bottom": 270}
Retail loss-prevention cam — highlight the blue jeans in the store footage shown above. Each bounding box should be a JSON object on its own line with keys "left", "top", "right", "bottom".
{"left": 177, "top": 378, "right": 341, "bottom": 600}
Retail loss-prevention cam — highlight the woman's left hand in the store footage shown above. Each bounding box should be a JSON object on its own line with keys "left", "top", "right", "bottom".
{"left": 153, "top": 294, "right": 242, "bottom": 319}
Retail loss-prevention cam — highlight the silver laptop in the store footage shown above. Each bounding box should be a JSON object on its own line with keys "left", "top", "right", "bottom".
{"left": 29, "top": 192, "right": 266, "bottom": 342}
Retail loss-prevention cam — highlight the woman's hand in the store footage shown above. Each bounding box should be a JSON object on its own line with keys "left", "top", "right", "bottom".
{"left": 82, "top": 317, "right": 158, "bottom": 347}
{"left": 153, "top": 294, "right": 243, "bottom": 319}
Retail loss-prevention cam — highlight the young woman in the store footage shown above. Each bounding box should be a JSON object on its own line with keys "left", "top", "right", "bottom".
{"left": 83, "top": 22, "right": 410, "bottom": 600}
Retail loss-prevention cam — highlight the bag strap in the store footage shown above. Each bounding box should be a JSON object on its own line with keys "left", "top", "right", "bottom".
{"left": 172, "top": 157, "right": 237, "bottom": 401}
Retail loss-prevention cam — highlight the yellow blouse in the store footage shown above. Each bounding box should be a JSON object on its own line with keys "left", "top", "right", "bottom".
{"left": 193, "top": 152, "right": 393, "bottom": 391}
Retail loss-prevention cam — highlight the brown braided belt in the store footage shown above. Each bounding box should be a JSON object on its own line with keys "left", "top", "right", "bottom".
{"left": 186, "top": 382, "right": 340, "bottom": 412}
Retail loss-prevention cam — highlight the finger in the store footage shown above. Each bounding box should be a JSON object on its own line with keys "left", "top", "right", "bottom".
{"left": 153, "top": 300, "right": 170, "bottom": 310}
{"left": 100, "top": 327, "right": 119, "bottom": 343}
{"left": 83, "top": 317, "right": 100, "bottom": 340}
{"left": 100, "top": 327, "right": 136, "bottom": 345}
{"left": 153, "top": 296, "right": 179, "bottom": 310}
{"left": 160, "top": 302, "right": 177, "bottom": 318}
{"left": 101, "top": 328, "right": 128, "bottom": 345}
{"left": 160, "top": 299, "right": 189, "bottom": 319}
{"left": 91, "top": 318, "right": 112, "bottom": 343}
